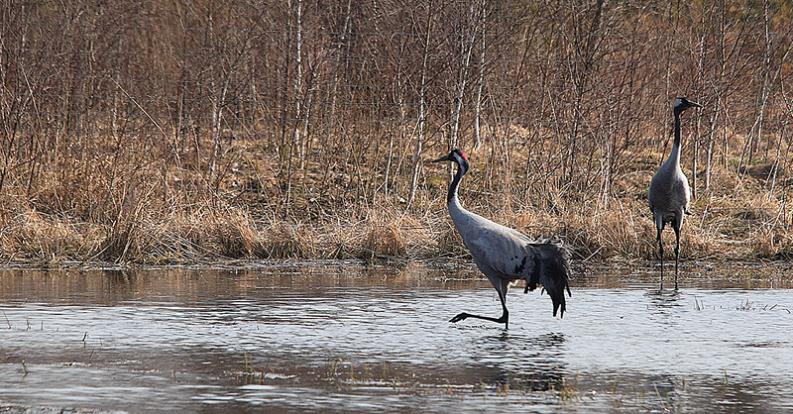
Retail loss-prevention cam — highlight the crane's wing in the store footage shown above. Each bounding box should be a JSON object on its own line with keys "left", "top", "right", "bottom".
{"left": 672, "top": 177, "right": 692, "bottom": 214}
{"left": 466, "top": 225, "right": 572, "bottom": 318}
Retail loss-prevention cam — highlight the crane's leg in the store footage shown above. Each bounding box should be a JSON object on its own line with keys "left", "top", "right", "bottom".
{"left": 673, "top": 214, "right": 683, "bottom": 291}
{"left": 655, "top": 217, "right": 665, "bottom": 291}
{"left": 449, "top": 288, "right": 509, "bottom": 329}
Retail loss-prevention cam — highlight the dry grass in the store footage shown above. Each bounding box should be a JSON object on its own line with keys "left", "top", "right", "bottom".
{"left": 0, "top": 210, "right": 102, "bottom": 263}
{"left": 361, "top": 222, "right": 407, "bottom": 259}
{"left": 0, "top": 191, "right": 789, "bottom": 266}
{"left": 260, "top": 221, "right": 315, "bottom": 259}
{"left": 752, "top": 229, "right": 793, "bottom": 260}
{"left": 0, "top": 134, "right": 790, "bottom": 267}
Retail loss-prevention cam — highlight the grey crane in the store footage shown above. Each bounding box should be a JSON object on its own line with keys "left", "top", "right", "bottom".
{"left": 429, "top": 149, "right": 571, "bottom": 329}
{"left": 648, "top": 97, "right": 702, "bottom": 290}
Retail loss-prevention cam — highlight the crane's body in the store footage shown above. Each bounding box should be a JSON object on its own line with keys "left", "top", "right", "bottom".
{"left": 431, "top": 149, "right": 571, "bottom": 329}
{"left": 648, "top": 97, "right": 701, "bottom": 290}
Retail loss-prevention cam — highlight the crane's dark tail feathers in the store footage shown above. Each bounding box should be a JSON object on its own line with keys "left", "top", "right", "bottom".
{"left": 526, "top": 240, "right": 572, "bottom": 318}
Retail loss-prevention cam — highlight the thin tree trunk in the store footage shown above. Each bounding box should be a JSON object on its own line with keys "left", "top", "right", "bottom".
{"left": 278, "top": 2, "right": 293, "bottom": 179}
{"left": 449, "top": 1, "right": 478, "bottom": 151}
{"left": 705, "top": 97, "right": 720, "bottom": 192}
{"left": 566, "top": 0, "right": 604, "bottom": 185}
{"left": 407, "top": 1, "right": 433, "bottom": 209}
{"left": 692, "top": 14, "right": 706, "bottom": 200}
{"left": 285, "top": 0, "right": 303, "bottom": 209}
{"left": 323, "top": 0, "right": 352, "bottom": 153}
{"left": 740, "top": 0, "right": 771, "bottom": 171}
{"left": 706, "top": 1, "right": 727, "bottom": 192}
{"left": 473, "top": 0, "right": 487, "bottom": 150}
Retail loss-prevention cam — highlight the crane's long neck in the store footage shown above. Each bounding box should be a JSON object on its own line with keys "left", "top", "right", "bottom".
{"left": 447, "top": 162, "right": 465, "bottom": 203}
{"left": 447, "top": 161, "right": 472, "bottom": 233}
{"left": 667, "top": 110, "right": 683, "bottom": 168}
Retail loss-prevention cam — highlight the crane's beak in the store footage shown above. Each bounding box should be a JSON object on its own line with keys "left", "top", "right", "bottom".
{"left": 689, "top": 100, "right": 703, "bottom": 108}
{"left": 427, "top": 154, "right": 451, "bottom": 163}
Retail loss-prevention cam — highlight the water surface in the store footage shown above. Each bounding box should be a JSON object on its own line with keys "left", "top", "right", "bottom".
{"left": 0, "top": 263, "right": 791, "bottom": 413}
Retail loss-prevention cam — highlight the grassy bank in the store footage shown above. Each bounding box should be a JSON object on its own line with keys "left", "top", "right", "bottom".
{"left": 0, "top": 134, "right": 790, "bottom": 268}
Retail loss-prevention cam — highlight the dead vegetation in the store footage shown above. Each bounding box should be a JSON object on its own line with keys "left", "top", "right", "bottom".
{"left": 0, "top": 146, "right": 789, "bottom": 266}
{"left": 1, "top": 1, "right": 791, "bottom": 267}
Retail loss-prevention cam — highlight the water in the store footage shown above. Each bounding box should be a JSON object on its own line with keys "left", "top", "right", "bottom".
{"left": 0, "top": 263, "right": 792, "bottom": 413}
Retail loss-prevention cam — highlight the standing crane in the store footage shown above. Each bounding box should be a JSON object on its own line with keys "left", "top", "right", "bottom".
{"left": 429, "top": 149, "right": 571, "bottom": 329}
{"left": 648, "top": 97, "right": 702, "bottom": 290}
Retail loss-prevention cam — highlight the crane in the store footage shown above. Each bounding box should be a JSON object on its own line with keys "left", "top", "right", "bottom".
{"left": 648, "top": 97, "right": 702, "bottom": 290}
{"left": 429, "top": 148, "right": 571, "bottom": 329}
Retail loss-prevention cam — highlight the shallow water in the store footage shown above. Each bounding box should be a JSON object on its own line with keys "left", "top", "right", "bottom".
{"left": 0, "top": 263, "right": 792, "bottom": 413}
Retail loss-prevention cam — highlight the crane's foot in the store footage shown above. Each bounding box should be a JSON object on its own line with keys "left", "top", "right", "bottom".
{"left": 449, "top": 312, "right": 508, "bottom": 326}
{"left": 449, "top": 313, "right": 470, "bottom": 323}
{"left": 499, "top": 315, "right": 509, "bottom": 330}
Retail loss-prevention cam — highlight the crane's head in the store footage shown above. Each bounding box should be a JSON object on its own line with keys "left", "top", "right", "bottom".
{"left": 429, "top": 148, "right": 469, "bottom": 174}
{"left": 673, "top": 97, "right": 702, "bottom": 113}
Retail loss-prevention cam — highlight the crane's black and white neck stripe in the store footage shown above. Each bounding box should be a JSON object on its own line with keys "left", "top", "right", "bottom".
{"left": 447, "top": 150, "right": 469, "bottom": 203}
{"left": 669, "top": 99, "right": 684, "bottom": 166}
{"left": 667, "top": 97, "right": 702, "bottom": 169}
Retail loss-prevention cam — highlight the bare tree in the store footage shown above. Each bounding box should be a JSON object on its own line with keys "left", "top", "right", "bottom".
{"left": 407, "top": 1, "right": 434, "bottom": 209}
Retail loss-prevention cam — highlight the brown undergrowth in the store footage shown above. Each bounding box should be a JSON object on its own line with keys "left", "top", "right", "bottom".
{"left": 0, "top": 142, "right": 790, "bottom": 267}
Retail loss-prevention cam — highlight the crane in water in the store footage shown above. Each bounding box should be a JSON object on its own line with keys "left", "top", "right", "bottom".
{"left": 429, "top": 149, "right": 571, "bottom": 329}
{"left": 648, "top": 97, "right": 702, "bottom": 290}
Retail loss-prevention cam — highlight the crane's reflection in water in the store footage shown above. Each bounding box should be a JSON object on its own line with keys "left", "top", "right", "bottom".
{"left": 467, "top": 331, "right": 567, "bottom": 392}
